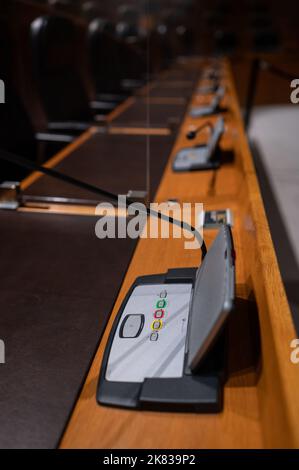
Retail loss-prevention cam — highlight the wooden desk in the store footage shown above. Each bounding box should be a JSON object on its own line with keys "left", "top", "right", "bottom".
{"left": 58, "top": 59, "right": 299, "bottom": 449}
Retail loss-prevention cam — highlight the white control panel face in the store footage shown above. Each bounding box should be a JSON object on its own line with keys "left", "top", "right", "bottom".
{"left": 106, "top": 283, "right": 192, "bottom": 383}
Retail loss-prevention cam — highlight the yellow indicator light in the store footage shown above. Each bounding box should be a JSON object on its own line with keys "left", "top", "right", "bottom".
{"left": 151, "top": 319, "right": 163, "bottom": 331}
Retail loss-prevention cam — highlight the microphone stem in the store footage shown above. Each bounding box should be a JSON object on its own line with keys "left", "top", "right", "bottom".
{"left": 187, "top": 121, "right": 214, "bottom": 140}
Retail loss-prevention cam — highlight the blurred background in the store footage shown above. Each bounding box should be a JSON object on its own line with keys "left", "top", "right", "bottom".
{"left": 1, "top": 1, "right": 299, "bottom": 268}
{"left": 1, "top": 0, "right": 299, "bottom": 147}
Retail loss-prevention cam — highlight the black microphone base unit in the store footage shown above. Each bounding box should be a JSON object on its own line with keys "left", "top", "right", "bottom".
{"left": 97, "top": 226, "right": 235, "bottom": 413}
{"left": 189, "top": 85, "right": 227, "bottom": 118}
{"left": 97, "top": 268, "right": 227, "bottom": 413}
{"left": 172, "top": 145, "right": 222, "bottom": 172}
{"left": 172, "top": 117, "right": 233, "bottom": 172}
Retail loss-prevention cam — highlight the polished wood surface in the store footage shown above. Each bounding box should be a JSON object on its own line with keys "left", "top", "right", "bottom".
{"left": 24, "top": 59, "right": 299, "bottom": 448}
{"left": 108, "top": 127, "right": 171, "bottom": 136}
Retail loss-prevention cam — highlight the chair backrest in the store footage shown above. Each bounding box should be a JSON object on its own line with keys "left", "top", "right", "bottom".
{"left": 31, "top": 15, "right": 92, "bottom": 123}
{"left": 88, "top": 18, "right": 122, "bottom": 94}
{"left": 0, "top": 21, "right": 37, "bottom": 181}
{"left": 0, "top": 86, "right": 38, "bottom": 182}
{"left": 253, "top": 29, "right": 280, "bottom": 52}
{"left": 88, "top": 18, "right": 146, "bottom": 94}
{"left": 214, "top": 30, "right": 237, "bottom": 55}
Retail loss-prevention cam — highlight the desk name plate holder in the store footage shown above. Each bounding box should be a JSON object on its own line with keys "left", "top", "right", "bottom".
{"left": 97, "top": 225, "right": 235, "bottom": 412}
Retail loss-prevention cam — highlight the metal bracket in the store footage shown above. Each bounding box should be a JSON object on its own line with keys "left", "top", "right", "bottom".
{"left": 0, "top": 182, "right": 148, "bottom": 212}
{"left": 200, "top": 209, "right": 233, "bottom": 229}
{"left": 126, "top": 190, "right": 148, "bottom": 205}
{"left": 0, "top": 181, "right": 21, "bottom": 210}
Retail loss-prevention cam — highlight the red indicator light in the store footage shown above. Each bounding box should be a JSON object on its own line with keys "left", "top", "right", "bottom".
{"left": 154, "top": 309, "right": 164, "bottom": 319}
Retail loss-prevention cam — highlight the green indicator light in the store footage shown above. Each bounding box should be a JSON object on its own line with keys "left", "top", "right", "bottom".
{"left": 156, "top": 299, "right": 166, "bottom": 309}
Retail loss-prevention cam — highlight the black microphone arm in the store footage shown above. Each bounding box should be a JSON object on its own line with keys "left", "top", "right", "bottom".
{"left": 186, "top": 121, "right": 214, "bottom": 140}
{"left": 0, "top": 148, "right": 207, "bottom": 259}
{"left": 259, "top": 60, "right": 294, "bottom": 82}
{"left": 244, "top": 58, "right": 296, "bottom": 130}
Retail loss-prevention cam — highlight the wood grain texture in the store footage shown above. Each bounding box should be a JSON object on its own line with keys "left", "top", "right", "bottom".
{"left": 55, "top": 59, "right": 298, "bottom": 448}
{"left": 108, "top": 127, "right": 171, "bottom": 136}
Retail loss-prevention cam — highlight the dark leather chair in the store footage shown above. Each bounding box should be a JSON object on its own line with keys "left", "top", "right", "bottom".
{"left": 253, "top": 28, "right": 280, "bottom": 52}
{"left": 250, "top": 13, "right": 272, "bottom": 30}
{"left": 214, "top": 30, "right": 237, "bottom": 55}
{"left": 88, "top": 18, "right": 126, "bottom": 101}
{"left": 0, "top": 79, "right": 76, "bottom": 182}
{"left": 30, "top": 15, "right": 115, "bottom": 136}
{"left": 0, "top": 84, "right": 37, "bottom": 182}
{"left": 88, "top": 18, "right": 147, "bottom": 100}
{"left": 0, "top": 20, "right": 69, "bottom": 181}
{"left": 150, "top": 22, "right": 177, "bottom": 69}
{"left": 114, "top": 21, "right": 147, "bottom": 80}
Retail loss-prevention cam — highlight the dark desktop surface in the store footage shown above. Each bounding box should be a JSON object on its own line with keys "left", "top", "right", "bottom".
{"left": 0, "top": 211, "right": 137, "bottom": 448}
{"left": 111, "top": 100, "right": 187, "bottom": 129}
{"left": 25, "top": 132, "right": 175, "bottom": 201}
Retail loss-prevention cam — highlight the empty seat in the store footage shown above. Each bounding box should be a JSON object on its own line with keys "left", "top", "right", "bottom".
{"left": 253, "top": 29, "right": 280, "bottom": 52}
{"left": 0, "top": 85, "right": 38, "bottom": 182}
{"left": 250, "top": 13, "right": 272, "bottom": 30}
{"left": 30, "top": 15, "right": 114, "bottom": 136}
{"left": 214, "top": 30, "right": 237, "bottom": 55}
{"left": 88, "top": 19, "right": 121, "bottom": 98}
{"left": 88, "top": 18, "right": 144, "bottom": 100}
{"left": 0, "top": 19, "right": 65, "bottom": 181}
{"left": 0, "top": 82, "right": 73, "bottom": 181}
{"left": 113, "top": 22, "right": 147, "bottom": 84}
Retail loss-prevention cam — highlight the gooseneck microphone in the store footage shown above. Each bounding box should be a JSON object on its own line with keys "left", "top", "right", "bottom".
{"left": 259, "top": 60, "right": 294, "bottom": 81}
{"left": 186, "top": 121, "right": 214, "bottom": 140}
{"left": 0, "top": 148, "right": 207, "bottom": 259}
{"left": 245, "top": 58, "right": 295, "bottom": 129}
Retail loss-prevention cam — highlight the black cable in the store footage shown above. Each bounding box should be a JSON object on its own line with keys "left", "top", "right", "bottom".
{"left": 260, "top": 60, "right": 295, "bottom": 82}
{"left": 0, "top": 148, "right": 207, "bottom": 259}
{"left": 245, "top": 58, "right": 295, "bottom": 130}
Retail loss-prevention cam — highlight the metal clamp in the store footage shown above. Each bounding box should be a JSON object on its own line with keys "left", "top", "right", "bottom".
{"left": 0, "top": 181, "right": 21, "bottom": 210}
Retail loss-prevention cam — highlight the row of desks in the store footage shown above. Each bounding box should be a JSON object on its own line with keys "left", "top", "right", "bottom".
{"left": 0, "top": 59, "right": 198, "bottom": 448}
{"left": 1, "top": 58, "right": 298, "bottom": 448}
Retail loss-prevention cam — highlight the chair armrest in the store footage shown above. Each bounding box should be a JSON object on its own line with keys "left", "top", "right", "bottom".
{"left": 47, "top": 121, "right": 90, "bottom": 132}
{"left": 95, "top": 93, "right": 127, "bottom": 103}
{"left": 121, "top": 79, "right": 145, "bottom": 91}
{"left": 90, "top": 101, "right": 117, "bottom": 111}
{"left": 35, "top": 132, "right": 74, "bottom": 143}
